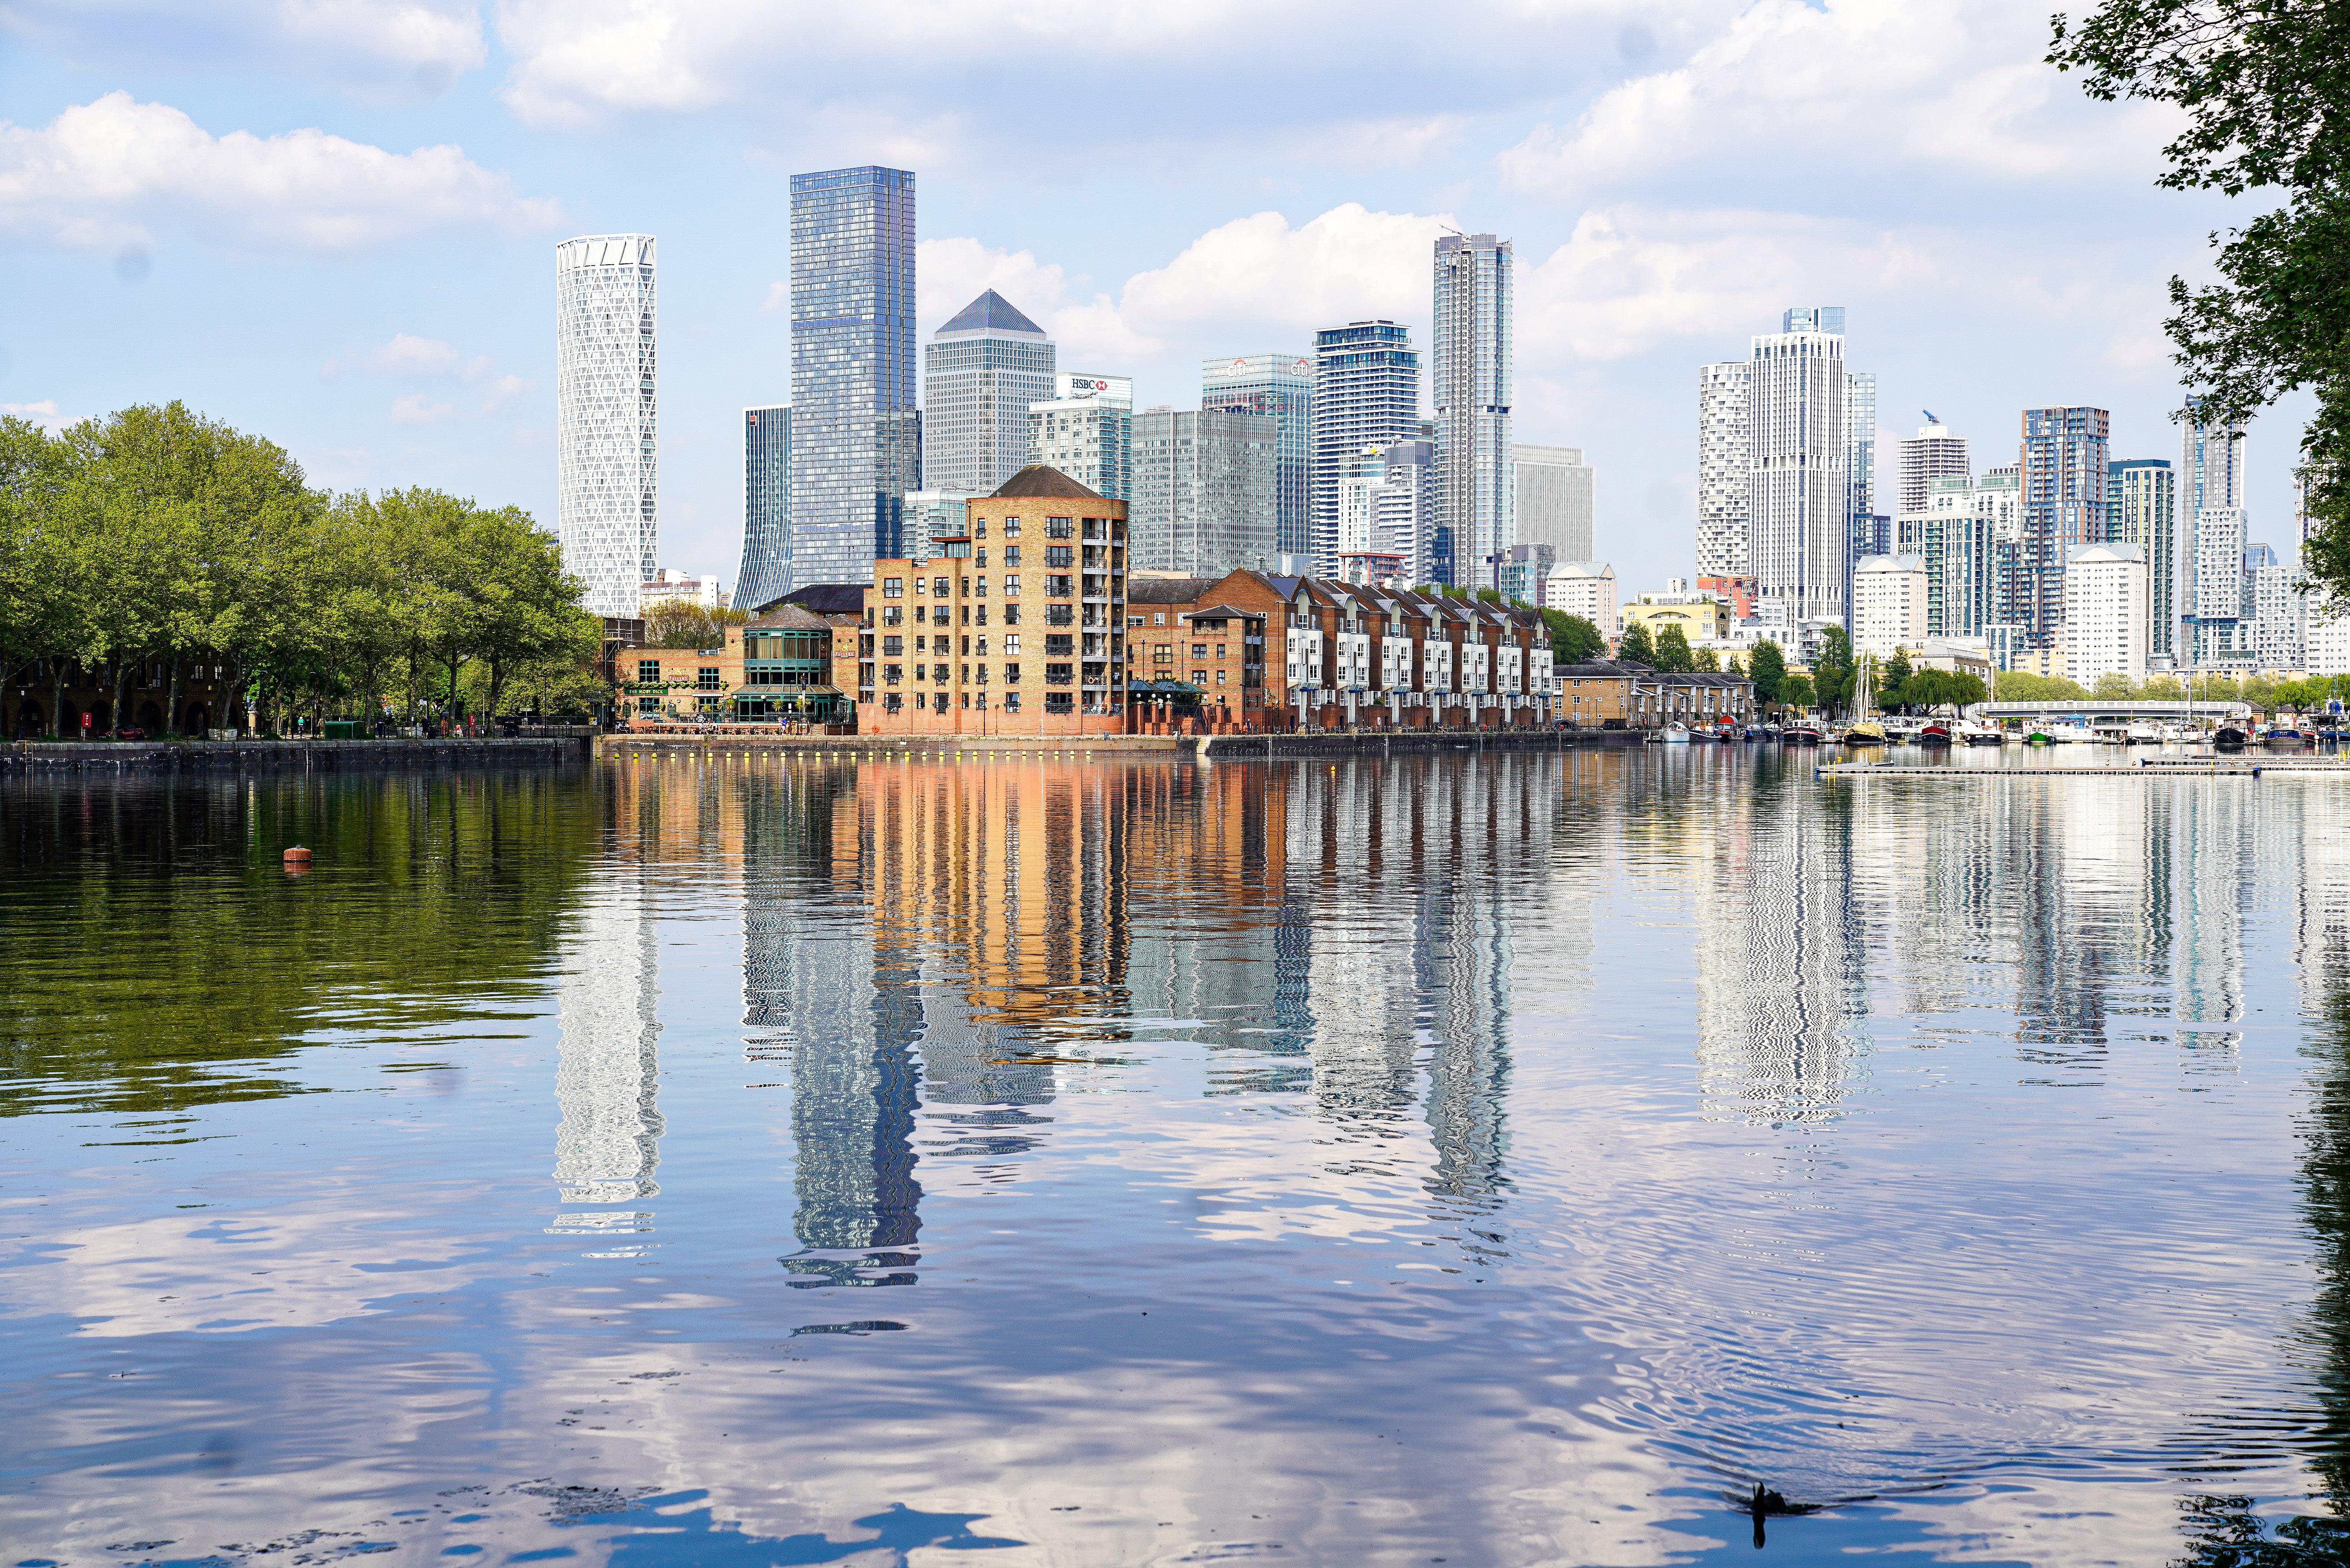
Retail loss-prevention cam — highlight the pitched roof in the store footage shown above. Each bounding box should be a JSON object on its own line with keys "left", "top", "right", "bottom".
{"left": 990, "top": 464, "right": 1104, "bottom": 500}
{"left": 746, "top": 603, "right": 831, "bottom": 631}
{"left": 1128, "top": 575, "right": 1219, "bottom": 604}
{"left": 764, "top": 583, "right": 867, "bottom": 618}
{"left": 938, "top": 289, "right": 1046, "bottom": 337}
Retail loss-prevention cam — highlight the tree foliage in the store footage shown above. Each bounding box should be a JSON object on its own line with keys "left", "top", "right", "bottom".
{"left": 1747, "top": 639, "right": 1788, "bottom": 704}
{"left": 647, "top": 600, "right": 752, "bottom": 648}
{"left": 1540, "top": 608, "right": 1606, "bottom": 663}
{"left": 1653, "top": 625, "right": 1696, "bottom": 673}
{"left": 1812, "top": 625, "right": 1855, "bottom": 714}
{"left": 2050, "top": 0, "right": 2350, "bottom": 606}
{"left": 1995, "top": 670, "right": 2092, "bottom": 701}
{"left": 0, "top": 403, "right": 600, "bottom": 737}
{"left": 1617, "top": 620, "right": 1658, "bottom": 666}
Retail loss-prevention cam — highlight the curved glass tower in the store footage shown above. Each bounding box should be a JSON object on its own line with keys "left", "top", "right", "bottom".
{"left": 556, "top": 234, "right": 658, "bottom": 617}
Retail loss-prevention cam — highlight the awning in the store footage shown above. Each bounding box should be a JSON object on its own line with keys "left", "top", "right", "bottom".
{"left": 1127, "top": 679, "right": 1201, "bottom": 695}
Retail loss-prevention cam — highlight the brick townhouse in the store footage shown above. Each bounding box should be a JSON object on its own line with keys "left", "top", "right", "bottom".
{"left": 1124, "top": 570, "right": 1556, "bottom": 732}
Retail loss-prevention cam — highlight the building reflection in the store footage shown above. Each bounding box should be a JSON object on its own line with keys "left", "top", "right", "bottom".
{"left": 706, "top": 750, "right": 1540, "bottom": 1282}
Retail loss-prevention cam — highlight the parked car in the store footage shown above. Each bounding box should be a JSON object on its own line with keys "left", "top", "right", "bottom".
{"left": 113, "top": 726, "right": 146, "bottom": 740}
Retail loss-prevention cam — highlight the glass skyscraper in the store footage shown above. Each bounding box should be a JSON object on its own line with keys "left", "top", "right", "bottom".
{"left": 2108, "top": 457, "right": 2176, "bottom": 663}
{"left": 1201, "top": 354, "right": 1312, "bottom": 560}
{"left": 738, "top": 406, "right": 791, "bottom": 612}
{"left": 924, "top": 290, "right": 1053, "bottom": 494}
{"left": 1432, "top": 234, "right": 1513, "bottom": 591}
{"left": 789, "top": 166, "right": 917, "bottom": 590}
{"left": 1131, "top": 408, "right": 1278, "bottom": 576}
{"left": 555, "top": 233, "right": 657, "bottom": 617}
{"left": 1028, "top": 374, "right": 1132, "bottom": 500}
{"left": 1311, "top": 322, "right": 1419, "bottom": 576}
{"left": 2019, "top": 406, "right": 2110, "bottom": 650}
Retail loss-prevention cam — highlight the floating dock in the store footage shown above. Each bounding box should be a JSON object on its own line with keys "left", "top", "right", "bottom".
{"left": 1818, "top": 762, "right": 2266, "bottom": 778}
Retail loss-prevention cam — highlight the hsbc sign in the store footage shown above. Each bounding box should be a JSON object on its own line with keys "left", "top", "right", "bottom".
{"left": 1054, "top": 373, "right": 1132, "bottom": 403}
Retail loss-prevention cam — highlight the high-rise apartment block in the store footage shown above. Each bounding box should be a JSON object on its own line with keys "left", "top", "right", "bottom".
{"left": 1897, "top": 420, "right": 1969, "bottom": 516}
{"left": 1544, "top": 560, "right": 1618, "bottom": 635}
{"left": 2018, "top": 406, "right": 2109, "bottom": 649}
{"left": 1749, "top": 319, "right": 1848, "bottom": 626}
{"left": 1515, "top": 444, "right": 1594, "bottom": 563}
{"left": 1850, "top": 554, "right": 1928, "bottom": 655}
{"left": 1202, "top": 355, "right": 1313, "bottom": 560}
{"left": 1335, "top": 443, "right": 1386, "bottom": 560}
{"left": 1695, "top": 362, "right": 1751, "bottom": 580}
{"left": 1374, "top": 438, "right": 1441, "bottom": 584}
{"left": 2189, "top": 506, "right": 2249, "bottom": 663}
{"left": 1311, "top": 322, "right": 1419, "bottom": 575}
{"left": 789, "top": 166, "right": 918, "bottom": 590}
{"left": 1130, "top": 408, "right": 1278, "bottom": 577}
{"left": 1895, "top": 477, "right": 1999, "bottom": 639}
{"left": 2250, "top": 552, "right": 2304, "bottom": 670}
{"left": 738, "top": 406, "right": 792, "bottom": 612}
{"left": 1432, "top": 234, "right": 1514, "bottom": 591}
{"left": 1845, "top": 370, "right": 1878, "bottom": 567}
{"left": 925, "top": 291, "right": 1053, "bottom": 494}
{"left": 2106, "top": 458, "right": 2176, "bottom": 663}
{"left": 1027, "top": 374, "right": 1133, "bottom": 502}
{"left": 2181, "top": 400, "right": 2247, "bottom": 666}
{"left": 2063, "top": 544, "right": 2149, "bottom": 684}
{"left": 556, "top": 233, "right": 658, "bottom": 616}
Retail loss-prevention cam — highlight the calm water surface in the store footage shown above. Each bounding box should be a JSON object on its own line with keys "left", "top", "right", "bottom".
{"left": 5, "top": 748, "right": 2349, "bottom": 1565}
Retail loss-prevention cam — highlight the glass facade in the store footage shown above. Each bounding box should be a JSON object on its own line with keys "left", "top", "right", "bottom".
{"left": 1311, "top": 322, "right": 1419, "bottom": 575}
{"left": 789, "top": 166, "right": 918, "bottom": 591}
{"left": 924, "top": 291, "right": 1054, "bottom": 494}
{"left": 2019, "top": 406, "right": 2110, "bottom": 650}
{"left": 1432, "top": 235, "right": 1513, "bottom": 592}
{"left": 1131, "top": 409, "right": 1278, "bottom": 576}
{"left": 555, "top": 234, "right": 657, "bottom": 617}
{"left": 1201, "top": 354, "right": 1313, "bottom": 560}
{"left": 1749, "top": 324, "right": 1848, "bottom": 626}
{"left": 1027, "top": 387, "right": 1131, "bottom": 500}
{"left": 738, "top": 406, "right": 791, "bottom": 612}
{"left": 2107, "top": 458, "right": 2176, "bottom": 662}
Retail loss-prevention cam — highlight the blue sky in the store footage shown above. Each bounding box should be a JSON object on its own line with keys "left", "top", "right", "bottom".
{"left": 0, "top": 0, "right": 2308, "bottom": 597}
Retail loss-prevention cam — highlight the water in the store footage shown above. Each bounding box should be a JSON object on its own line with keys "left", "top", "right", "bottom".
{"left": 5, "top": 747, "right": 2349, "bottom": 1565}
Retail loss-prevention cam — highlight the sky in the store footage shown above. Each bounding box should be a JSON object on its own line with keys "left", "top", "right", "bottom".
{"left": 0, "top": 0, "right": 2314, "bottom": 598}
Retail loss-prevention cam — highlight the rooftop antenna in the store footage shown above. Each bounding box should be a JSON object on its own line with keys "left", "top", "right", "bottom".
{"left": 1923, "top": 409, "right": 1940, "bottom": 423}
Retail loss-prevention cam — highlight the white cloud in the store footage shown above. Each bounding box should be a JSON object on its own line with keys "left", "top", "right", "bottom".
{"left": 1516, "top": 206, "right": 1941, "bottom": 362}
{"left": 361, "top": 334, "right": 532, "bottom": 420}
{"left": 1498, "top": 0, "right": 2172, "bottom": 199}
{"left": 366, "top": 332, "right": 462, "bottom": 373}
{"left": 0, "top": 398, "right": 86, "bottom": 432}
{"left": 390, "top": 392, "right": 457, "bottom": 424}
{"left": 0, "top": 0, "right": 486, "bottom": 101}
{"left": 489, "top": 0, "right": 1663, "bottom": 139}
{"left": 0, "top": 91, "right": 561, "bottom": 255}
{"left": 920, "top": 204, "right": 1448, "bottom": 370}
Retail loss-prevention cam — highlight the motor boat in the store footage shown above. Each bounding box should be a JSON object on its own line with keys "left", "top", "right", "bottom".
{"left": 2157, "top": 722, "right": 2200, "bottom": 744}
{"left": 2264, "top": 724, "right": 2312, "bottom": 747}
{"left": 1781, "top": 722, "right": 1823, "bottom": 745}
{"left": 2126, "top": 721, "right": 2163, "bottom": 744}
{"left": 2214, "top": 724, "right": 2250, "bottom": 749}
{"left": 1658, "top": 723, "right": 1691, "bottom": 744}
{"left": 2045, "top": 721, "right": 2096, "bottom": 744}
{"left": 1958, "top": 722, "right": 2005, "bottom": 745}
{"left": 1917, "top": 720, "right": 1953, "bottom": 747}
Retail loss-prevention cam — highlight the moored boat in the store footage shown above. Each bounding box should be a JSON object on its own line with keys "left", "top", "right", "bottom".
{"left": 1782, "top": 723, "right": 1823, "bottom": 745}
{"left": 2214, "top": 724, "right": 2250, "bottom": 748}
{"left": 1958, "top": 722, "right": 2004, "bottom": 745}
{"left": 1917, "top": 721, "right": 1953, "bottom": 746}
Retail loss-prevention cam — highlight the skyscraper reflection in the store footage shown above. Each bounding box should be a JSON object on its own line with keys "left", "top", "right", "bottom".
{"left": 551, "top": 864, "right": 664, "bottom": 1251}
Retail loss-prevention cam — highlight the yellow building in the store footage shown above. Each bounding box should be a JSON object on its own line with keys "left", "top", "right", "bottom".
{"left": 1621, "top": 588, "right": 1733, "bottom": 648}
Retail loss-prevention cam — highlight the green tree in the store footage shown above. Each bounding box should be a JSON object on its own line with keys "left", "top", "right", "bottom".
{"left": 1617, "top": 620, "right": 1658, "bottom": 666}
{"left": 2093, "top": 671, "right": 2140, "bottom": 699}
{"left": 1747, "top": 639, "right": 1788, "bottom": 704}
{"left": 1654, "top": 624, "right": 1695, "bottom": 673}
{"left": 1881, "top": 648, "right": 1915, "bottom": 710}
{"left": 648, "top": 600, "right": 752, "bottom": 649}
{"left": 1813, "top": 625, "right": 1854, "bottom": 714}
{"left": 1540, "top": 608, "right": 1605, "bottom": 664}
{"left": 1691, "top": 643, "right": 1721, "bottom": 672}
{"left": 2050, "top": 1, "right": 2350, "bottom": 608}
{"left": 1994, "top": 670, "right": 2091, "bottom": 701}
{"left": 1779, "top": 673, "right": 1816, "bottom": 711}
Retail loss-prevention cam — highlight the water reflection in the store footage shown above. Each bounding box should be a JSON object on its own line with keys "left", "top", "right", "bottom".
{"left": 24, "top": 752, "right": 2350, "bottom": 1562}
